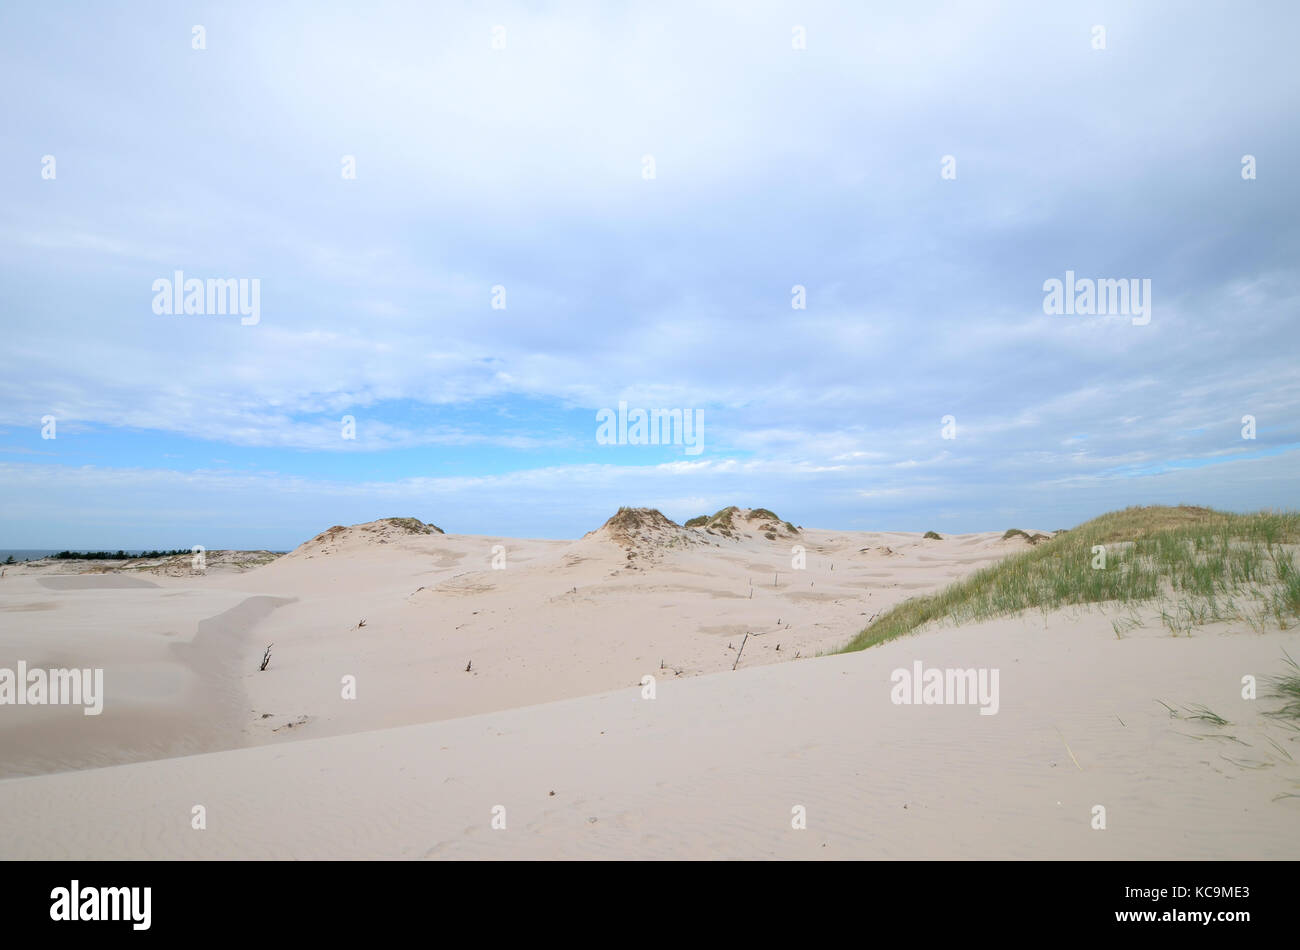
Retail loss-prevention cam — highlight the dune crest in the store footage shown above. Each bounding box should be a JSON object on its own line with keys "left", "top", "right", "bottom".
{"left": 287, "top": 517, "right": 445, "bottom": 558}
{"left": 580, "top": 507, "right": 706, "bottom": 568}
{"left": 684, "top": 506, "right": 801, "bottom": 542}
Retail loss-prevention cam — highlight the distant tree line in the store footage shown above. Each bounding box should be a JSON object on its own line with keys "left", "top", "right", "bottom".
{"left": 51, "top": 549, "right": 191, "bottom": 561}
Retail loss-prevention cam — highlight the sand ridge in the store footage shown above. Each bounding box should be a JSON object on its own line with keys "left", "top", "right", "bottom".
{"left": 0, "top": 509, "right": 1033, "bottom": 775}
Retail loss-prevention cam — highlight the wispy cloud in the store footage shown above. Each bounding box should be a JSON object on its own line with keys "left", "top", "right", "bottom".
{"left": 0, "top": 0, "right": 1296, "bottom": 544}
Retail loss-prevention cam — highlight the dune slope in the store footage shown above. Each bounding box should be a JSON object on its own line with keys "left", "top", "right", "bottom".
{"left": 0, "top": 607, "right": 1294, "bottom": 859}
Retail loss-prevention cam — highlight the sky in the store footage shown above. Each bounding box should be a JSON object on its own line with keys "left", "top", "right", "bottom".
{"left": 1, "top": 1, "right": 1297, "bottom": 549}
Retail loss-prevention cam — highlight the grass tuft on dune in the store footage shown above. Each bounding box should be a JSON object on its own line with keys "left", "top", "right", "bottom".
{"left": 842, "top": 505, "right": 1300, "bottom": 652}
{"left": 1267, "top": 652, "right": 1300, "bottom": 721}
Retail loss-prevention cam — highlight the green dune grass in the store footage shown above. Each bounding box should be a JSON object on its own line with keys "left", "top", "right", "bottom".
{"left": 841, "top": 505, "right": 1300, "bottom": 652}
{"left": 1267, "top": 652, "right": 1300, "bottom": 721}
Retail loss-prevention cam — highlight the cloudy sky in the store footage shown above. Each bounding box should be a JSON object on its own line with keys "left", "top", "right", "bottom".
{"left": 1, "top": 1, "right": 1297, "bottom": 549}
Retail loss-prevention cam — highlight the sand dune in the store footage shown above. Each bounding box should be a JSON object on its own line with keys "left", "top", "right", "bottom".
{"left": 0, "top": 585, "right": 290, "bottom": 777}
{"left": 0, "top": 606, "right": 1293, "bottom": 859}
{"left": 3, "top": 509, "right": 1294, "bottom": 859}
{"left": 3, "top": 511, "right": 1033, "bottom": 771}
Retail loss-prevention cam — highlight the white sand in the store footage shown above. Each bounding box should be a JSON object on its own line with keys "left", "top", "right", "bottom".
{"left": 1, "top": 514, "right": 1296, "bottom": 858}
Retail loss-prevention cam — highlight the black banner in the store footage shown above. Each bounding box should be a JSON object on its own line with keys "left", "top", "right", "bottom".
{"left": 0, "top": 860, "right": 1285, "bottom": 937}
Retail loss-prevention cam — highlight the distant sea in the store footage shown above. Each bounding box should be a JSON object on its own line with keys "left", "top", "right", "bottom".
{"left": 0, "top": 549, "right": 166, "bottom": 562}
